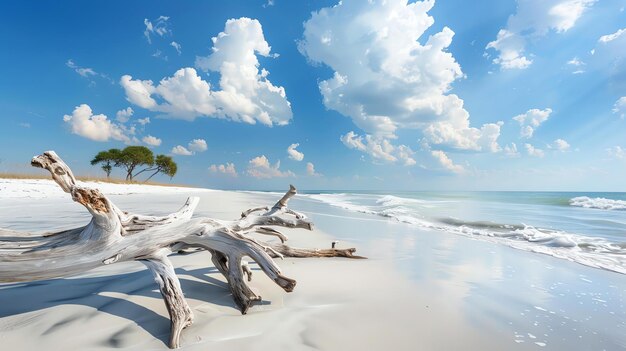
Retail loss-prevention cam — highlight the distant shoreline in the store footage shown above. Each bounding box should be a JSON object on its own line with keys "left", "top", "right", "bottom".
{"left": 0, "top": 173, "right": 193, "bottom": 189}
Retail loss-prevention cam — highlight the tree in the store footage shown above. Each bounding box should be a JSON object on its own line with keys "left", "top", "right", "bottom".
{"left": 116, "top": 146, "right": 154, "bottom": 181}
{"left": 90, "top": 149, "right": 121, "bottom": 178}
{"left": 145, "top": 155, "right": 177, "bottom": 182}
{"left": 91, "top": 147, "right": 177, "bottom": 182}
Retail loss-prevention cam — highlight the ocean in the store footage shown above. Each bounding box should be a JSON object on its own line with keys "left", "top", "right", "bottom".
{"left": 300, "top": 191, "right": 626, "bottom": 275}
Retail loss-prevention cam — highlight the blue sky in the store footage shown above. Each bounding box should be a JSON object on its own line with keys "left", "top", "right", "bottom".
{"left": 0, "top": 0, "right": 625, "bottom": 191}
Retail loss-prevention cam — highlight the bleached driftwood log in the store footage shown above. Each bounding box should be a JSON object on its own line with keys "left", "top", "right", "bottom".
{"left": 0, "top": 151, "right": 363, "bottom": 348}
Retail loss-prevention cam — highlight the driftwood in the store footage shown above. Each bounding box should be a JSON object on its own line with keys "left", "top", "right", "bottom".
{"left": 0, "top": 151, "right": 363, "bottom": 348}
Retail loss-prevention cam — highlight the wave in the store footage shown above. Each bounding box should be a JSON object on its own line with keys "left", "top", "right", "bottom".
{"left": 569, "top": 196, "right": 626, "bottom": 211}
{"left": 308, "top": 193, "right": 626, "bottom": 275}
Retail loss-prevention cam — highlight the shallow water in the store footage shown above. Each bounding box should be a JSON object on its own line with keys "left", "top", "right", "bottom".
{"left": 272, "top": 193, "right": 626, "bottom": 351}
{"left": 293, "top": 191, "right": 626, "bottom": 274}
{"left": 2, "top": 187, "right": 625, "bottom": 350}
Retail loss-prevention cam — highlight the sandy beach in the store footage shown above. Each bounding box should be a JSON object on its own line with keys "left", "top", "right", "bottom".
{"left": 0, "top": 179, "right": 623, "bottom": 350}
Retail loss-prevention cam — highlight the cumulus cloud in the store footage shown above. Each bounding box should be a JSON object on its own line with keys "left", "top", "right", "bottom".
{"left": 525, "top": 143, "right": 545, "bottom": 157}
{"left": 142, "top": 135, "right": 162, "bottom": 147}
{"left": 306, "top": 162, "right": 322, "bottom": 176}
{"left": 171, "top": 145, "right": 193, "bottom": 156}
{"left": 115, "top": 107, "right": 134, "bottom": 123}
{"left": 551, "top": 138, "right": 570, "bottom": 151}
{"left": 123, "top": 18, "right": 291, "bottom": 126}
{"left": 613, "top": 96, "right": 626, "bottom": 119}
{"left": 247, "top": 155, "right": 294, "bottom": 179}
{"left": 486, "top": 0, "right": 596, "bottom": 69}
{"left": 188, "top": 139, "right": 208, "bottom": 152}
{"left": 341, "top": 131, "right": 416, "bottom": 166}
{"left": 513, "top": 108, "right": 552, "bottom": 138}
{"left": 299, "top": 0, "right": 501, "bottom": 157}
{"left": 607, "top": 146, "right": 625, "bottom": 159}
{"left": 171, "top": 41, "right": 182, "bottom": 55}
{"left": 599, "top": 28, "right": 625, "bottom": 43}
{"left": 486, "top": 30, "right": 533, "bottom": 69}
{"left": 431, "top": 150, "right": 464, "bottom": 174}
{"left": 144, "top": 16, "right": 171, "bottom": 44}
{"left": 209, "top": 163, "right": 238, "bottom": 177}
{"left": 171, "top": 139, "right": 207, "bottom": 155}
{"left": 63, "top": 104, "right": 129, "bottom": 142}
{"left": 287, "top": 143, "right": 304, "bottom": 161}
{"left": 137, "top": 117, "right": 151, "bottom": 125}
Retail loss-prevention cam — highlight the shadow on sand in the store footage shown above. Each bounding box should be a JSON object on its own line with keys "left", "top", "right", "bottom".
{"left": 0, "top": 264, "right": 269, "bottom": 348}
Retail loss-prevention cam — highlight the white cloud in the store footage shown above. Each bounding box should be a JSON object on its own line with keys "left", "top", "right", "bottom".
{"left": 340, "top": 131, "right": 416, "bottom": 166}
{"left": 247, "top": 155, "right": 294, "bottom": 178}
{"left": 66, "top": 59, "right": 97, "bottom": 77}
{"left": 144, "top": 16, "right": 171, "bottom": 44}
{"left": 567, "top": 57, "right": 584, "bottom": 66}
{"left": 431, "top": 150, "right": 464, "bottom": 174}
{"left": 170, "top": 139, "right": 207, "bottom": 155}
{"left": 115, "top": 107, "right": 134, "bottom": 123}
{"left": 142, "top": 135, "right": 162, "bottom": 147}
{"left": 137, "top": 117, "right": 151, "bottom": 125}
{"left": 170, "top": 41, "right": 182, "bottom": 55}
{"left": 566, "top": 57, "right": 585, "bottom": 74}
{"left": 525, "top": 143, "right": 545, "bottom": 157}
{"left": 513, "top": 108, "right": 552, "bottom": 138}
{"left": 486, "top": 30, "right": 533, "bottom": 69}
{"left": 209, "top": 163, "right": 238, "bottom": 177}
{"left": 504, "top": 142, "right": 521, "bottom": 157}
{"left": 599, "top": 28, "right": 626, "bottom": 43}
{"left": 63, "top": 104, "right": 129, "bottom": 142}
{"left": 299, "top": 0, "right": 501, "bottom": 153}
{"left": 123, "top": 18, "right": 292, "bottom": 126}
{"left": 152, "top": 49, "right": 168, "bottom": 61}
{"left": 424, "top": 121, "right": 503, "bottom": 152}
{"left": 607, "top": 146, "right": 625, "bottom": 159}
{"left": 486, "top": 0, "right": 596, "bottom": 69}
{"left": 171, "top": 145, "right": 193, "bottom": 156}
{"left": 613, "top": 96, "right": 626, "bottom": 119}
{"left": 287, "top": 143, "right": 304, "bottom": 161}
{"left": 552, "top": 138, "right": 570, "bottom": 151}
{"left": 188, "top": 139, "right": 208, "bottom": 152}
{"left": 306, "top": 162, "right": 322, "bottom": 176}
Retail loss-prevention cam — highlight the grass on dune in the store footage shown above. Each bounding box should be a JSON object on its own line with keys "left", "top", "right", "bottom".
{"left": 0, "top": 172, "right": 193, "bottom": 188}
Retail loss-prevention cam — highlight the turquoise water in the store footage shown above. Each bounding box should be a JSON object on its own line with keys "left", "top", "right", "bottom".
{"left": 300, "top": 191, "right": 626, "bottom": 274}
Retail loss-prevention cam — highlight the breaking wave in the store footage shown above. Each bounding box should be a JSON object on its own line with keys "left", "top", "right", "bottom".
{"left": 308, "top": 193, "right": 626, "bottom": 274}
{"left": 569, "top": 196, "right": 626, "bottom": 211}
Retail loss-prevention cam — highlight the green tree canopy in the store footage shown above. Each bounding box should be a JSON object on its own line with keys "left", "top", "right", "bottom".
{"left": 145, "top": 155, "right": 178, "bottom": 181}
{"left": 116, "top": 146, "right": 154, "bottom": 181}
{"left": 90, "top": 148, "right": 122, "bottom": 178}
{"left": 90, "top": 147, "right": 178, "bottom": 182}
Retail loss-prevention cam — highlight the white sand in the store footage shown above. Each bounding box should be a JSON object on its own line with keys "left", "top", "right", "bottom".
{"left": 1, "top": 180, "right": 624, "bottom": 350}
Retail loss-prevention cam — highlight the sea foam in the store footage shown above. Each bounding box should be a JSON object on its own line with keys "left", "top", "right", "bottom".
{"left": 569, "top": 196, "right": 626, "bottom": 211}
{"left": 308, "top": 192, "right": 626, "bottom": 274}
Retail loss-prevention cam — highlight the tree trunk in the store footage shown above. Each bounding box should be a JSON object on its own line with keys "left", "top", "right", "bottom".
{"left": 145, "top": 169, "right": 160, "bottom": 182}
{"left": 0, "top": 151, "right": 363, "bottom": 349}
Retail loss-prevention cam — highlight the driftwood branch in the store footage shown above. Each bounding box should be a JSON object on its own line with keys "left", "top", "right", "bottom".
{"left": 0, "top": 151, "right": 364, "bottom": 349}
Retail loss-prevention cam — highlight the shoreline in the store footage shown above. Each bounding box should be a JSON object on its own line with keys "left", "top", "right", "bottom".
{"left": 0, "top": 181, "right": 625, "bottom": 350}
